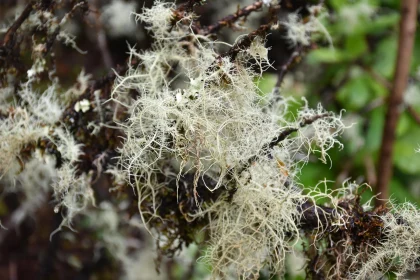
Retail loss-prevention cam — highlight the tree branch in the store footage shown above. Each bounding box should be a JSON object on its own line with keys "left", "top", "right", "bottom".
{"left": 221, "top": 23, "right": 271, "bottom": 61}
{"left": 274, "top": 45, "right": 304, "bottom": 92}
{"left": 376, "top": 0, "right": 418, "bottom": 206}
{"left": 203, "top": 1, "right": 264, "bottom": 35}
{"left": 268, "top": 112, "right": 332, "bottom": 149}
{"left": 1, "top": 1, "right": 34, "bottom": 47}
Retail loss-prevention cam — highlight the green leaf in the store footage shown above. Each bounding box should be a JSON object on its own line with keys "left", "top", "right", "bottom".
{"left": 396, "top": 113, "right": 411, "bottom": 137}
{"left": 366, "top": 13, "right": 399, "bottom": 33}
{"left": 344, "top": 34, "right": 368, "bottom": 59}
{"left": 256, "top": 73, "right": 277, "bottom": 96}
{"left": 366, "top": 75, "right": 388, "bottom": 97}
{"left": 365, "top": 107, "right": 385, "bottom": 152}
{"left": 390, "top": 179, "right": 417, "bottom": 204}
{"left": 299, "top": 163, "right": 335, "bottom": 200}
{"left": 307, "top": 48, "right": 345, "bottom": 64}
{"left": 394, "top": 126, "right": 420, "bottom": 174}
{"left": 337, "top": 77, "right": 371, "bottom": 110}
{"left": 329, "top": 0, "right": 347, "bottom": 9}
{"left": 373, "top": 36, "right": 397, "bottom": 79}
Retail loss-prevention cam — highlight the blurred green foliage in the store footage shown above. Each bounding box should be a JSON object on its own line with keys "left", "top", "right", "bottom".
{"left": 301, "top": 0, "right": 420, "bottom": 206}
{"left": 255, "top": 1, "right": 420, "bottom": 278}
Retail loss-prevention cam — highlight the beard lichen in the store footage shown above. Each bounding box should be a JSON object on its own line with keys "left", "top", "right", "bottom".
{"left": 110, "top": 2, "right": 350, "bottom": 278}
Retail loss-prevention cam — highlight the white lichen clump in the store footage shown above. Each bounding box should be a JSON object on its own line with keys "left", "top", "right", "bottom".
{"left": 201, "top": 159, "right": 306, "bottom": 279}
{"left": 0, "top": 79, "right": 94, "bottom": 232}
{"left": 282, "top": 5, "right": 332, "bottom": 47}
{"left": 101, "top": 0, "right": 140, "bottom": 38}
{"left": 83, "top": 202, "right": 164, "bottom": 280}
{"left": 111, "top": 2, "right": 345, "bottom": 277}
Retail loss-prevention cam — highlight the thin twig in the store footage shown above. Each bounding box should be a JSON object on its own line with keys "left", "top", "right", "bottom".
{"left": 275, "top": 45, "right": 304, "bottom": 89}
{"left": 268, "top": 112, "right": 332, "bottom": 149}
{"left": 43, "top": 1, "right": 88, "bottom": 56}
{"left": 2, "top": 1, "right": 34, "bottom": 47}
{"left": 376, "top": 0, "right": 418, "bottom": 205}
{"left": 245, "top": 112, "right": 332, "bottom": 166}
{"left": 92, "top": 0, "right": 113, "bottom": 68}
{"left": 171, "top": 0, "right": 204, "bottom": 31}
{"left": 221, "top": 4, "right": 280, "bottom": 61}
{"left": 177, "top": 0, "right": 202, "bottom": 12}
{"left": 221, "top": 23, "right": 272, "bottom": 62}
{"left": 203, "top": 1, "right": 264, "bottom": 35}
{"left": 407, "top": 105, "right": 420, "bottom": 124}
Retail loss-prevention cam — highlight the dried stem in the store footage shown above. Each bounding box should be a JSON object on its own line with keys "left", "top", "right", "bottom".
{"left": 91, "top": 0, "right": 113, "bottom": 68}
{"left": 44, "top": 1, "right": 88, "bottom": 56}
{"left": 221, "top": 23, "right": 271, "bottom": 61}
{"left": 221, "top": 4, "right": 279, "bottom": 61}
{"left": 268, "top": 112, "right": 332, "bottom": 149}
{"left": 376, "top": 0, "right": 418, "bottom": 205}
{"left": 203, "top": 1, "right": 264, "bottom": 35}
{"left": 275, "top": 45, "right": 304, "bottom": 90}
{"left": 1, "top": 1, "right": 34, "bottom": 47}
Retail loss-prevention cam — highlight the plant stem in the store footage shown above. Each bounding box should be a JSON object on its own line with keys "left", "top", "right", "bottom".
{"left": 376, "top": 0, "right": 418, "bottom": 206}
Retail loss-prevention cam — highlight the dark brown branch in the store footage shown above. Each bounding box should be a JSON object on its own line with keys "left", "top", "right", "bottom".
{"left": 2, "top": 1, "right": 34, "bottom": 47}
{"left": 299, "top": 201, "right": 335, "bottom": 231}
{"left": 43, "top": 1, "right": 88, "bottom": 56}
{"left": 275, "top": 45, "right": 304, "bottom": 89}
{"left": 203, "top": 1, "right": 264, "bottom": 35}
{"left": 177, "top": 0, "right": 203, "bottom": 12}
{"left": 268, "top": 112, "right": 332, "bottom": 149}
{"left": 171, "top": 0, "right": 204, "bottom": 31}
{"left": 376, "top": 0, "right": 418, "bottom": 206}
{"left": 222, "top": 23, "right": 272, "bottom": 61}
{"left": 221, "top": 4, "right": 280, "bottom": 61}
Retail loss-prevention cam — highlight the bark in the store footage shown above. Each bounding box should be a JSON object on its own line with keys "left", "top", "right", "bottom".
{"left": 376, "top": 0, "right": 418, "bottom": 205}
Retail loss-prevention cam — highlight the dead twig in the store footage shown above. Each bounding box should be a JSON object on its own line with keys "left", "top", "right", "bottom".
{"left": 221, "top": 23, "right": 272, "bottom": 61}
{"left": 91, "top": 0, "right": 113, "bottom": 68}
{"left": 221, "top": 4, "right": 280, "bottom": 61}
{"left": 275, "top": 45, "right": 304, "bottom": 90}
{"left": 1, "top": 1, "right": 34, "bottom": 47}
{"left": 203, "top": 1, "right": 264, "bottom": 35}
{"left": 268, "top": 112, "right": 332, "bottom": 149}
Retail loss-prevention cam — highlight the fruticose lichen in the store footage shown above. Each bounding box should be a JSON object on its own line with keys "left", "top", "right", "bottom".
{"left": 110, "top": 2, "right": 347, "bottom": 278}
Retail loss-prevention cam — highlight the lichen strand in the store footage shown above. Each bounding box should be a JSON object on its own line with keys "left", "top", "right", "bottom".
{"left": 301, "top": 187, "right": 387, "bottom": 279}
{"left": 350, "top": 202, "right": 420, "bottom": 279}
{"left": 0, "top": 80, "right": 95, "bottom": 233}
{"left": 111, "top": 2, "right": 347, "bottom": 278}
{"left": 202, "top": 160, "right": 305, "bottom": 279}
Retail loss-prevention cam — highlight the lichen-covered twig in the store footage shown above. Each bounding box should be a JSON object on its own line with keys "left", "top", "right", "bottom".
{"left": 268, "top": 112, "right": 332, "bottom": 149}
{"left": 221, "top": 4, "right": 280, "bottom": 61}
{"left": 43, "top": 1, "right": 88, "bottom": 57}
{"left": 203, "top": 1, "right": 264, "bottom": 35}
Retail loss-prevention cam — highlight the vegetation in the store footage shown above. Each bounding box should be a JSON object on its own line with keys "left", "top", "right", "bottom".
{"left": 0, "top": 0, "right": 419, "bottom": 279}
